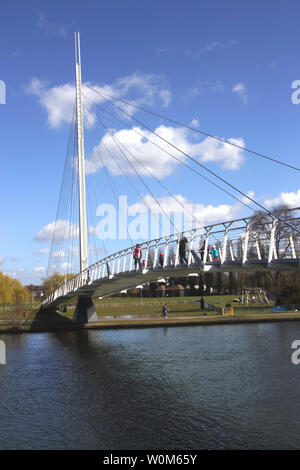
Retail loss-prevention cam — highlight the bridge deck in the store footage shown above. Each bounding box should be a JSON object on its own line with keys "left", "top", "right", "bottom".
{"left": 45, "top": 258, "right": 300, "bottom": 308}
{"left": 43, "top": 209, "right": 300, "bottom": 308}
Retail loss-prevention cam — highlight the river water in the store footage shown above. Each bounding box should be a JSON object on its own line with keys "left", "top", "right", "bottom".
{"left": 0, "top": 322, "right": 300, "bottom": 449}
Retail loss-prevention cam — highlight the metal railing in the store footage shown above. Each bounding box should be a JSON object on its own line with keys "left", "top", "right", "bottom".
{"left": 42, "top": 207, "right": 300, "bottom": 306}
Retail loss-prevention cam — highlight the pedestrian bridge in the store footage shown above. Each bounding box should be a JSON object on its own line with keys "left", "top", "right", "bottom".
{"left": 40, "top": 34, "right": 300, "bottom": 323}
{"left": 42, "top": 208, "right": 300, "bottom": 311}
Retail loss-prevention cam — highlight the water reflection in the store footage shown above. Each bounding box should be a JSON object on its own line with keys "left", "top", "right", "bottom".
{"left": 0, "top": 322, "right": 300, "bottom": 449}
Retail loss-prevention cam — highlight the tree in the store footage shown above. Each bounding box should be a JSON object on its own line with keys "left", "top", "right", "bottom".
{"left": 147, "top": 248, "right": 155, "bottom": 268}
{"left": 42, "top": 273, "right": 74, "bottom": 297}
{"left": 0, "top": 272, "right": 31, "bottom": 304}
{"left": 204, "top": 272, "right": 214, "bottom": 294}
{"left": 248, "top": 205, "right": 300, "bottom": 299}
{"left": 277, "top": 282, "right": 300, "bottom": 306}
{"left": 229, "top": 272, "right": 238, "bottom": 294}
{"left": 250, "top": 205, "right": 300, "bottom": 259}
{"left": 216, "top": 272, "right": 222, "bottom": 294}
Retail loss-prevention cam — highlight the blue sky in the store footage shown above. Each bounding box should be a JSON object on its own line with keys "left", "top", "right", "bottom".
{"left": 1, "top": 0, "right": 300, "bottom": 284}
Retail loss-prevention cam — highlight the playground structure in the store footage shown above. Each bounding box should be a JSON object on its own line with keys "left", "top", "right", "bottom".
{"left": 241, "top": 288, "right": 269, "bottom": 304}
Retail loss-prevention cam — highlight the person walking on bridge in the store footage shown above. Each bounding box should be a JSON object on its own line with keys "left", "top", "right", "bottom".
{"left": 133, "top": 244, "right": 143, "bottom": 271}
{"left": 179, "top": 233, "right": 188, "bottom": 264}
{"left": 200, "top": 244, "right": 205, "bottom": 261}
{"left": 209, "top": 246, "right": 220, "bottom": 261}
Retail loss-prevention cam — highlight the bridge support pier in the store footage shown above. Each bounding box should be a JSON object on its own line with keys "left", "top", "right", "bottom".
{"left": 73, "top": 296, "right": 99, "bottom": 323}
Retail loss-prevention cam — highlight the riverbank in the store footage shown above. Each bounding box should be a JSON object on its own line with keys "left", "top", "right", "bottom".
{"left": 1, "top": 295, "right": 299, "bottom": 334}
{"left": 1, "top": 310, "right": 300, "bottom": 333}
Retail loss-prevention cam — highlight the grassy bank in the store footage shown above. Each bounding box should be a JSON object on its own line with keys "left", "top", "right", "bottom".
{"left": 0, "top": 303, "right": 39, "bottom": 330}
{"left": 55, "top": 295, "right": 277, "bottom": 319}
{"left": 0, "top": 295, "right": 299, "bottom": 333}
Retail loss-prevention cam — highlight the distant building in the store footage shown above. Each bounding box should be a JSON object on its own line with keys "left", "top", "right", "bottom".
{"left": 25, "top": 284, "right": 44, "bottom": 299}
{"left": 165, "top": 284, "right": 185, "bottom": 297}
{"left": 155, "top": 285, "right": 166, "bottom": 297}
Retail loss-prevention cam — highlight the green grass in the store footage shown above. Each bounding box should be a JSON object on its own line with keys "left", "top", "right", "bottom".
{"left": 57, "top": 294, "right": 278, "bottom": 319}
{"left": 0, "top": 303, "right": 38, "bottom": 324}
{"left": 0, "top": 295, "right": 298, "bottom": 333}
{"left": 54, "top": 296, "right": 209, "bottom": 319}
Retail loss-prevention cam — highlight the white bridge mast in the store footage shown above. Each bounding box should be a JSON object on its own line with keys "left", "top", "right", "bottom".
{"left": 74, "top": 32, "right": 88, "bottom": 273}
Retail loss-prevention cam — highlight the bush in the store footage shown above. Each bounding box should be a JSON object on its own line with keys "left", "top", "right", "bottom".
{"left": 278, "top": 283, "right": 300, "bottom": 306}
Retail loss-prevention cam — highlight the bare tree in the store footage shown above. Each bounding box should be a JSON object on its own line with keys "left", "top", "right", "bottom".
{"left": 250, "top": 205, "right": 300, "bottom": 259}
{"left": 249, "top": 205, "right": 300, "bottom": 297}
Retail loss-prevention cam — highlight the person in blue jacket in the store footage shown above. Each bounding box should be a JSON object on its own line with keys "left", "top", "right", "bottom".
{"left": 209, "top": 246, "right": 220, "bottom": 261}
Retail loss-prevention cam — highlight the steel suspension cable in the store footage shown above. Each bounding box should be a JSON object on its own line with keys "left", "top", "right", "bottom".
{"left": 83, "top": 106, "right": 135, "bottom": 246}
{"left": 88, "top": 111, "right": 181, "bottom": 235}
{"left": 82, "top": 102, "right": 167, "bottom": 236}
{"left": 86, "top": 85, "right": 300, "bottom": 173}
{"left": 85, "top": 88, "right": 298, "bottom": 231}
{"left": 83, "top": 92, "right": 256, "bottom": 215}
{"left": 47, "top": 102, "right": 77, "bottom": 277}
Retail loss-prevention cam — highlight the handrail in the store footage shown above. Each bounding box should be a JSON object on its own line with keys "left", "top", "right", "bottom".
{"left": 43, "top": 207, "right": 300, "bottom": 306}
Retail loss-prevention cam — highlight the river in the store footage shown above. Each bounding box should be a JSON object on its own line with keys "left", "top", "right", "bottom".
{"left": 0, "top": 321, "right": 300, "bottom": 449}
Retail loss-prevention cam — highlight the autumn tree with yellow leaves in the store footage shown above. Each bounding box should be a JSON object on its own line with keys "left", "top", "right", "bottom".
{"left": 0, "top": 272, "right": 31, "bottom": 304}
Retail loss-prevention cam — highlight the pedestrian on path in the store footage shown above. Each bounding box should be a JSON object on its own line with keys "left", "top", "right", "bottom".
{"left": 161, "top": 303, "right": 168, "bottom": 319}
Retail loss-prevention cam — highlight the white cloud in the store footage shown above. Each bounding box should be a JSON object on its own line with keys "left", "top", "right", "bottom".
{"left": 197, "top": 136, "right": 245, "bottom": 170}
{"left": 25, "top": 79, "right": 77, "bottom": 128}
{"left": 52, "top": 250, "right": 66, "bottom": 258}
{"left": 26, "top": 77, "right": 47, "bottom": 95}
{"left": 264, "top": 189, "right": 300, "bottom": 208}
{"left": 186, "top": 80, "right": 225, "bottom": 98}
{"left": 33, "top": 266, "right": 46, "bottom": 273}
{"left": 36, "top": 11, "right": 67, "bottom": 37}
{"left": 200, "top": 203, "right": 242, "bottom": 224}
{"left": 67, "top": 246, "right": 79, "bottom": 256}
{"left": 186, "top": 40, "right": 236, "bottom": 57}
{"left": 86, "top": 125, "right": 184, "bottom": 177}
{"left": 3, "top": 271, "right": 16, "bottom": 277}
{"left": 128, "top": 194, "right": 191, "bottom": 216}
{"left": 34, "top": 220, "right": 79, "bottom": 242}
{"left": 36, "top": 248, "right": 50, "bottom": 255}
{"left": 25, "top": 72, "right": 171, "bottom": 128}
{"left": 159, "top": 89, "right": 171, "bottom": 107}
{"left": 232, "top": 82, "right": 248, "bottom": 104}
{"left": 240, "top": 190, "right": 256, "bottom": 204}
{"left": 128, "top": 193, "right": 244, "bottom": 226}
{"left": 86, "top": 125, "right": 245, "bottom": 177}
{"left": 61, "top": 262, "right": 73, "bottom": 271}
{"left": 190, "top": 119, "right": 199, "bottom": 128}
